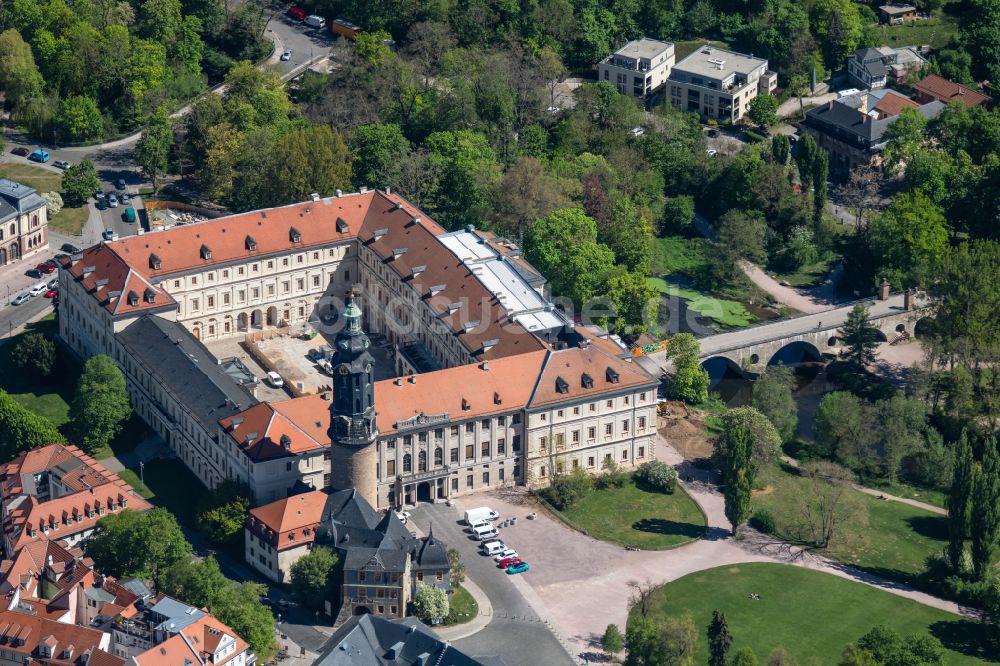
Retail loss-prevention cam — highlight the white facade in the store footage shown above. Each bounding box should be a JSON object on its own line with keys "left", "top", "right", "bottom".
{"left": 598, "top": 38, "right": 675, "bottom": 99}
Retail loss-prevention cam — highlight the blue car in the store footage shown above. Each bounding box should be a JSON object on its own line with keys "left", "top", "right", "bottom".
{"left": 506, "top": 562, "right": 530, "bottom": 575}
{"left": 28, "top": 149, "right": 49, "bottom": 163}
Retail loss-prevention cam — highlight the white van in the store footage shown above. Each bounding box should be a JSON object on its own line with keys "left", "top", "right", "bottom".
{"left": 468, "top": 519, "right": 493, "bottom": 532}
{"left": 464, "top": 507, "right": 500, "bottom": 525}
{"left": 481, "top": 540, "right": 505, "bottom": 556}
{"left": 472, "top": 525, "right": 498, "bottom": 540}
{"left": 304, "top": 14, "right": 326, "bottom": 29}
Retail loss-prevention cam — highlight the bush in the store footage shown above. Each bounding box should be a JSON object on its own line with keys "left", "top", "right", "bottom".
{"left": 542, "top": 467, "right": 594, "bottom": 510}
{"left": 595, "top": 460, "right": 629, "bottom": 489}
{"left": 634, "top": 460, "right": 678, "bottom": 494}
{"left": 11, "top": 332, "right": 57, "bottom": 377}
{"left": 749, "top": 508, "right": 776, "bottom": 534}
{"left": 744, "top": 130, "right": 768, "bottom": 143}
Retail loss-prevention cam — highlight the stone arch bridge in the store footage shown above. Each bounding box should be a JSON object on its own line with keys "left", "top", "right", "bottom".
{"left": 638, "top": 292, "right": 930, "bottom": 377}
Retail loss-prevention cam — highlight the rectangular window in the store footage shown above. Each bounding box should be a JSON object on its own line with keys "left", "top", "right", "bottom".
{"left": 572, "top": 430, "right": 580, "bottom": 443}
{"left": 606, "top": 400, "right": 613, "bottom": 408}
{"left": 450, "top": 448, "right": 458, "bottom": 463}
{"left": 605, "top": 424, "right": 613, "bottom": 436}
{"left": 540, "top": 436, "right": 547, "bottom": 451}
{"left": 639, "top": 416, "right": 647, "bottom": 429}
{"left": 481, "top": 419, "right": 490, "bottom": 430}
{"left": 640, "top": 392, "right": 647, "bottom": 401}
{"left": 297, "top": 278, "right": 305, "bottom": 290}
{"left": 466, "top": 423, "right": 475, "bottom": 433}
{"left": 451, "top": 425, "right": 459, "bottom": 436}
{"left": 481, "top": 442, "right": 489, "bottom": 457}
{"left": 589, "top": 403, "right": 596, "bottom": 412}
{"left": 622, "top": 450, "right": 628, "bottom": 461}
{"left": 573, "top": 459, "right": 579, "bottom": 469}
{"left": 465, "top": 444, "right": 474, "bottom": 459}
{"left": 223, "top": 293, "right": 230, "bottom": 305}
{"left": 313, "top": 276, "right": 320, "bottom": 287}
{"left": 622, "top": 420, "right": 629, "bottom": 433}
{"left": 497, "top": 438, "right": 506, "bottom": 454}
{"left": 573, "top": 406, "right": 580, "bottom": 415}
{"left": 207, "top": 296, "right": 215, "bottom": 308}
{"left": 638, "top": 446, "right": 645, "bottom": 458}
{"left": 588, "top": 427, "right": 596, "bottom": 440}
{"left": 467, "top": 475, "right": 473, "bottom": 488}
{"left": 386, "top": 460, "right": 395, "bottom": 476}
{"left": 482, "top": 471, "right": 489, "bottom": 484}
{"left": 498, "top": 415, "right": 506, "bottom": 426}
{"left": 452, "top": 478, "right": 458, "bottom": 490}
{"left": 512, "top": 413, "right": 521, "bottom": 424}
{"left": 588, "top": 456, "right": 595, "bottom": 468}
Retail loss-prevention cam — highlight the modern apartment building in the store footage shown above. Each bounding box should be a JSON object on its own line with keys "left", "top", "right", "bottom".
{"left": 598, "top": 38, "right": 675, "bottom": 100}
{"left": 667, "top": 45, "right": 777, "bottom": 122}
{"left": 0, "top": 179, "right": 48, "bottom": 269}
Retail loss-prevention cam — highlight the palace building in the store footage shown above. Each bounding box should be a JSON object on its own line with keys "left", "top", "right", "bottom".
{"left": 57, "top": 189, "right": 660, "bottom": 509}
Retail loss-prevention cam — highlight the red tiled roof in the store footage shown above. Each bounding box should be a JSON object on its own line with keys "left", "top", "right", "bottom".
{"left": 219, "top": 403, "right": 325, "bottom": 462}
{"left": 61, "top": 246, "right": 172, "bottom": 317}
{"left": 873, "top": 91, "right": 919, "bottom": 117}
{"left": 247, "top": 490, "right": 327, "bottom": 550}
{"left": 86, "top": 649, "right": 125, "bottom": 666}
{"left": 0, "top": 609, "right": 107, "bottom": 665}
{"left": 913, "top": 74, "right": 991, "bottom": 108}
{"left": 528, "top": 345, "right": 658, "bottom": 407}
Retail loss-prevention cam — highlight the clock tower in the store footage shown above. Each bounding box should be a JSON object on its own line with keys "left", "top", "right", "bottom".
{"left": 327, "top": 292, "right": 379, "bottom": 506}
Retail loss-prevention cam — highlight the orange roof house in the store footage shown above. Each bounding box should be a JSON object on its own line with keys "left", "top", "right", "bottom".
{"left": 913, "top": 75, "right": 991, "bottom": 109}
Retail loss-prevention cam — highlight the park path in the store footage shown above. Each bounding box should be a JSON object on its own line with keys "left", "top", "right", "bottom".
{"left": 506, "top": 436, "right": 975, "bottom": 657}
{"left": 777, "top": 92, "right": 838, "bottom": 118}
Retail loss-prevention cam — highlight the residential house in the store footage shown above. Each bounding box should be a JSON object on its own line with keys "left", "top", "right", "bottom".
{"left": 879, "top": 4, "right": 917, "bottom": 24}
{"left": 667, "top": 45, "right": 777, "bottom": 122}
{"left": 848, "top": 46, "right": 927, "bottom": 89}
{"left": 0, "top": 179, "right": 48, "bottom": 269}
{"left": 912, "top": 74, "right": 992, "bottom": 108}
{"left": 598, "top": 38, "right": 675, "bottom": 101}
{"left": 0, "top": 445, "right": 153, "bottom": 558}
{"left": 0, "top": 608, "right": 111, "bottom": 666}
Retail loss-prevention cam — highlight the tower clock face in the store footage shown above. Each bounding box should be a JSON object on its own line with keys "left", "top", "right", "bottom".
{"left": 338, "top": 365, "right": 349, "bottom": 375}
{"left": 364, "top": 363, "right": 373, "bottom": 373}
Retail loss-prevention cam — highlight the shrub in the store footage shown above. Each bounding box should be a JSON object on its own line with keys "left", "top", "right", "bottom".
{"left": 634, "top": 460, "right": 678, "bottom": 494}
{"left": 595, "top": 460, "right": 629, "bottom": 489}
{"left": 744, "top": 130, "right": 768, "bottom": 143}
{"left": 748, "top": 508, "right": 776, "bottom": 534}
{"left": 542, "top": 467, "right": 593, "bottom": 510}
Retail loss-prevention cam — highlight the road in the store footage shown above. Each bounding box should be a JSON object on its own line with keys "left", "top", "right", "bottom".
{"left": 408, "top": 503, "right": 575, "bottom": 666}
{"left": 0, "top": 295, "right": 52, "bottom": 340}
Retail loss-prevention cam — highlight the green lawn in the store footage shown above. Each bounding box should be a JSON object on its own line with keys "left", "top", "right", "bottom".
{"left": 558, "top": 479, "right": 706, "bottom": 550}
{"left": 443, "top": 584, "right": 478, "bottom": 626}
{"left": 0, "top": 315, "right": 78, "bottom": 436}
{"left": 768, "top": 255, "right": 839, "bottom": 289}
{"left": 648, "top": 277, "right": 757, "bottom": 328}
{"left": 643, "top": 563, "right": 993, "bottom": 665}
{"left": 755, "top": 464, "right": 948, "bottom": 582}
{"left": 868, "top": 480, "right": 947, "bottom": 510}
{"left": 0, "top": 163, "right": 89, "bottom": 235}
{"left": 880, "top": 14, "right": 960, "bottom": 49}
{"left": 119, "top": 458, "right": 204, "bottom": 526}
{"left": 651, "top": 236, "right": 713, "bottom": 278}
{"left": 674, "top": 39, "right": 731, "bottom": 61}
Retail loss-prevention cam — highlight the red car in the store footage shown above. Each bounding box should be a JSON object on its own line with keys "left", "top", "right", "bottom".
{"left": 44, "top": 289, "right": 58, "bottom": 298}
{"left": 287, "top": 6, "right": 305, "bottom": 20}
{"left": 11, "top": 147, "right": 30, "bottom": 157}
{"left": 497, "top": 557, "right": 522, "bottom": 569}
{"left": 36, "top": 263, "right": 56, "bottom": 274}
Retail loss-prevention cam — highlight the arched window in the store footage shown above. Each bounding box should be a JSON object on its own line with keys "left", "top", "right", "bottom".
{"left": 434, "top": 448, "right": 443, "bottom": 466}
{"left": 418, "top": 450, "right": 427, "bottom": 472}
{"left": 403, "top": 454, "right": 411, "bottom": 473}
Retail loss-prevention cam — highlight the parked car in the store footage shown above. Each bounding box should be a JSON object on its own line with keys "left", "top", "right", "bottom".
{"left": 506, "top": 562, "right": 530, "bottom": 574}
{"left": 25, "top": 269, "right": 43, "bottom": 279}
{"left": 468, "top": 519, "right": 493, "bottom": 531}
{"left": 498, "top": 556, "right": 522, "bottom": 569}
{"left": 266, "top": 371, "right": 284, "bottom": 388}
{"left": 12, "top": 292, "right": 31, "bottom": 305}
{"left": 630, "top": 127, "right": 645, "bottom": 137}
{"left": 304, "top": 14, "right": 326, "bottom": 28}
{"left": 281, "top": 49, "right": 293, "bottom": 61}
{"left": 107, "top": 193, "right": 119, "bottom": 207}
{"left": 44, "top": 289, "right": 58, "bottom": 298}
{"left": 102, "top": 229, "right": 118, "bottom": 241}
{"left": 493, "top": 548, "right": 518, "bottom": 562}
{"left": 61, "top": 244, "right": 81, "bottom": 254}
{"left": 464, "top": 507, "right": 500, "bottom": 524}
{"left": 395, "top": 511, "right": 411, "bottom": 524}
{"left": 115, "top": 178, "right": 126, "bottom": 190}
{"left": 481, "top": 541, "right": 506, "bottom": 556}
{"left": 11, "top": 147, "right": 30, "bottom": 157}
{"left": 28, "top": 149, "right": 49, "bottom": 163}
{"left": 308, "top": 348, "right": 324, "bottom": 362}
{"left": 35, "top": 263, "right": 55, "bottom": 274}
{"left": 472, "top": 525, "right": 498, "bottom": 540}
{"left": 53, "top": 160, "right": 71, "bottom": 169}
{"left": 120, "top": 192, "right": 131, "bottom": 204}
{"left": 47, "top": 278, "right": 59, "bottom": 289}
{"left": 29, "top": 283, "right": 48, "bottom": 297}
{"left": 287, "top": 6, "right": 306, "bottom": 20}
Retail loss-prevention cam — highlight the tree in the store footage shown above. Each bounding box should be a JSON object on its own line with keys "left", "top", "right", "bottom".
{"left": 135, "top": 107, "right": 173, "bottom": 193}
{"left": 731, "top": 648, "right": 759, "bottom": 666}
{"left": 41, "top": 191, "right": 62, "bottom": 217}
{"left": 970, "top": 439, "right": 1000, "bottom": 579}
{"left": 766, "top": 647, "right": 798, "bottom": 666}
{"left": 661, "top": 195, "right": 695, "bottom": 234}
{"left": 666, "top": 333, "right": 709, "bottom": 404}
{"left": 717, "top": 209, "right": 767, "bottom": 265}
{"left": 720, "top": 407, "right": 782, "bottom": 472}
{"left": 262, "top": 125, "right": 352, "bottom": 207}
{"left": 601, "top": 269, "right": 657, "bottom": 339}
{"left": 61, "top": 160, "right": 101, "bottom": 206}
{"left": 814, "top": 392, "right": 878, "bottom": 469}
{"left": 625, "top": 613, "right": 697, "bottom": 666}
{"left": 869, "top": 192, "right": 948, "bottom": 289}
{"left": 724, "top": 456, "right": 754, "bottom": 535}
{"left": 410, "top": 583, "right": 449, "bottom": 623}
{"left": 0, "top": 29, "right": 44, "bottom": 109}
{"left": 495, "top": 157, "right": 573, "bottom": 237}
{"left": 752, "top": 365, "right": 798, "bottom": 443}
{"left": 0, "top": 389, "right": 65, "bottom": 458}
{"left": 839, "top": 304, "right": 879, "bottom": 369}
{"left": 526, "top": 208, "right": 616, "bottom": 307}
{"left": 84, "top": 508, "right": 192, "bottom": 583}
{"left": 289, "top": 546, "right": 338, "bottom": 608}
{"left": 56, "top": 95, "right": 105, "bottom": 142}
{"left": 356, "top": 30, "right": 393, "bottom": 66}
{"left": 771, "top": 135, "right": 791, "bottom": 165}
{"left": 195, "top": 479, "right": 252, "bottom": 545}
{"left": 796, "top": 461, "right": 861, "bottom": 548}
{"left": 447, "top": 548, "right": 465, "bottom": 587}
{"left": 747, "top": 94, "right": 779, "bottom": 128}
{"left": 708, "top": 609, "right": 732, "bottom": 666}
{"left": 602, "top": 623, "right": 623, "bottom": 662}
{"left": 634, "top": 461, "right": 678, "bottom": 494}
{"left": 947, "top": 435, "right": 975, "bottom": 571}
{"left": 848, "top": 625, "right": 944, "bottom": 666}
{"left": 882, "top": 108, "right": 928, "bottom": 170}
{"left": 11, "top": 332, "right": 56, "bottom": 377}
{"left": 71, "top": 355, "right": 131, "bottom": 455}
{"left": 350, "top": 123, "right": 410, "bottom": 191}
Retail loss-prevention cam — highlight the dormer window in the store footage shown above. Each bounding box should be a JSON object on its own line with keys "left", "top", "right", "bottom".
{"left": 606, "top": 367, "right": 620, "bottom": 384}
{"left": 127, "top": 290, "right": 139, "bottom": 307}
{"left": 200, "top": 244, "right": 212, "bottom": 260}
{"left": 245, "top": 235, "right": 257, "bottom": 251}
{"left": 144, "top": 288, "right": 156, "bottom": 303}
{"left": 555, "top": 376, "right": 569, "bottom": 394}
{"left": 336, "top": 217, "right": 349, "bottom": 233}
{"left": 289, "top": 227, "right": 301, "bottom": 243}
{"left": 582, "top": 373, "right": 594, "bottom": 389}
{"left": 149, "top": 254, "right": 161, "bottom": 270}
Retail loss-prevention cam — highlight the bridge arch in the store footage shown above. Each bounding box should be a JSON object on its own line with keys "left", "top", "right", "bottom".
{"left": 701, "top": 355, "right": 746, "bottom": 385}
{"left": 768, "top": 340, "right": 822, "bottom": 367}
{"left": 913, "top": 316, "right": 935, "bottom": 339}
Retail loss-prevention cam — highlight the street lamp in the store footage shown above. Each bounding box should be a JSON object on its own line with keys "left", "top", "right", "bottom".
{"left": 139, "top": 461, "right": 145, "bottom": 491}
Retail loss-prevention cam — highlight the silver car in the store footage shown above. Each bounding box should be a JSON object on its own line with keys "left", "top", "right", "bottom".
{"left": 12, "top": 292, "right": 31, "bottom": 305}
{"left": 108, "top": 193, "right": 119, "bottom": 208}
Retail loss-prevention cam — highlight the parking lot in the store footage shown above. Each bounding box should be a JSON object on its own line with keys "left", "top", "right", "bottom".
{"left": 254, "top": 335, "right": 334, "bottom": 395}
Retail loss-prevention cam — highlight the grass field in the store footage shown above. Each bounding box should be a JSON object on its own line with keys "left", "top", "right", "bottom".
{"left": 880, "top": 14, "right": 960, "bottom": 49}
{"left": 754, "top": 464, "right": 948, "bottom": 582}
{"left": 648, "top": 277, "right": 757, "bottom": 328}
{"left": 558, "top": 479, "right": 706, "bottom": 549}
{"left": 443, "top": 585, "right": 478, "bottom": 626}
{"left": 0, "top": 163, "right": 89, "bottom": 235}
{"left": 644, "top": 564, "right": 994, "bottom": 664}
{"left": 651, "top": 236, "right": 713, "bottom": 278}
{"left": 0, "top": 315, "right": 77, "bottom": 435}
{"left": 674, "top": 39, "right": 730, "bottom": 60}
{"left": 868, "top": 480, "right": 947, "bottom": 510}
{"left": 119, "top": 458, "right": 204, "bottom": 526}
{"left": 768, "top": 255, "right": 839, "bottom": 289}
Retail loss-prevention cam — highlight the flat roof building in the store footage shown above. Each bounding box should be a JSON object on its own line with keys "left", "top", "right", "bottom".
{"left": 667, "top": 45, "right": 777, "bottom": 122}
{"left": 598, "top": 38, "right": 675, "bottom": 101}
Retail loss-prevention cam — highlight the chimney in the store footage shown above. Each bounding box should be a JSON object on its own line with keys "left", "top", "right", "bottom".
{"left": 879, "top": 278, "right": 890, "bottom": 301}
{"left": 310, "top": 192, "right": 320, "bottom": 202}
{"left": 408, "top": 375, "right": 417, "bottom": 384}
{"left": 862, "top": 114, "right": 868, "bottom": 124}
{"left": 828, "top": 99, "right": 833, "bottom": 110}
{"left": 904, "top": 288, "right": 914, "bottom": 311}
{"left": 859, "top": 93, "right": 869, "bottom": 114}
